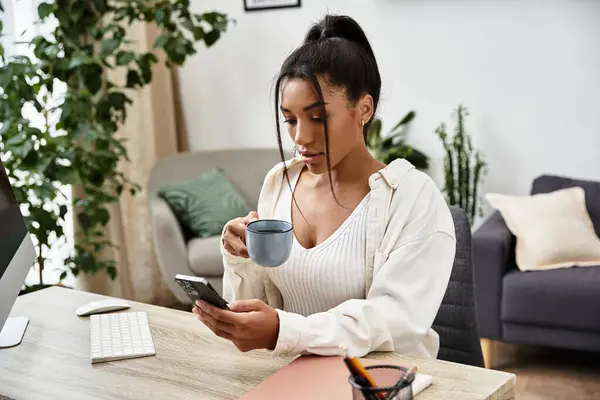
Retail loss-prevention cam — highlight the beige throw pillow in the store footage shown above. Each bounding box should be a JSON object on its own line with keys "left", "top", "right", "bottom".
{"left": 485, "top": 187, "right": 600, "bottom": 271}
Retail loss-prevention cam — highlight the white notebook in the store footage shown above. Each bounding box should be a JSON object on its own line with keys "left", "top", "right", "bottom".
{"left": 239, "top": 355, "right": 432, "bottom": 399}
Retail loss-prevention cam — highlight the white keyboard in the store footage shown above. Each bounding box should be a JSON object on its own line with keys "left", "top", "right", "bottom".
{"left": 89, "top": 311, "right": 156, "bottom": 364}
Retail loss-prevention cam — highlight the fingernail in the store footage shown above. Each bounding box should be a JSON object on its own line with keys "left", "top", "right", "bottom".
{"left": 250, "top": 217, "right": 258, "bottom": 222}
{"left": 195, "top": 300, "right": 203, "bottom": 308}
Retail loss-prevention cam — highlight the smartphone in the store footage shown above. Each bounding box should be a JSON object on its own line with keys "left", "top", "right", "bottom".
{"left": 174, "top": 274, "right": 230, "bottom": 310}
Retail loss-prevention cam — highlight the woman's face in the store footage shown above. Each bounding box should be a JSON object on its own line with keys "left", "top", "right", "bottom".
{"left": 280, "top": 76, "right": 372, "bottom": 175}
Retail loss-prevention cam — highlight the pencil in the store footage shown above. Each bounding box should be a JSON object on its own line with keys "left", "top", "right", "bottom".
{"left": 342, "top": 356, "right": 379, "bottom": 400}
{"left": 339, "top": 345, "right": 386, "bottom": 400}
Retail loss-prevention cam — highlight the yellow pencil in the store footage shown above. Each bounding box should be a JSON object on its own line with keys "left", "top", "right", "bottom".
{"left": 339, "top": 345, "right": 386, "bottom": 400}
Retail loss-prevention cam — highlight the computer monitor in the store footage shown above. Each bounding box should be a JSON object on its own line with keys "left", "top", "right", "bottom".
{"left": 0, "top": 158, "right": 36, "bottom": 348}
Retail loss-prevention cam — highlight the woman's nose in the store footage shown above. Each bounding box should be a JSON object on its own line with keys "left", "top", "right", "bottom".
{"left": 293, "top": 121, "right": 314, "bottom": 146}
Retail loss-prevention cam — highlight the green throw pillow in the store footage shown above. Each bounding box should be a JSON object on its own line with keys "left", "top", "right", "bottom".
{"left": 157, "top": 168, "right": 250, "bottom": 238}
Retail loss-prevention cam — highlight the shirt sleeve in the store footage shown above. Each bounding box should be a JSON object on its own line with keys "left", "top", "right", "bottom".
{"left": 222, "top": 247, "right": 269, "bottom": 304}
{"left": 221, "top": 162, "right": 283, "bottom": 306}
{"left": 270, "top": 179, "right": 456, "bottom": 358}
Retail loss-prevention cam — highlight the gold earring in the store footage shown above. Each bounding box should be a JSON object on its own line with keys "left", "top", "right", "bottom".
{"left": 361, "top": 119, "right": 365, "bottom": 127}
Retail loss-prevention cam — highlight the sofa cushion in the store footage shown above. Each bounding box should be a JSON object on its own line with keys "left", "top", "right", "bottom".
{"left": 502, "top": 266, "right": 600, "bottom": 332}
{"left": 157, "top": 168, "right": 250, "bottom": 238}
{"left": 187, "top": 236, "right": 225, "bottom": 277}
{"left": 485, "top": 187, "right": 600, "bottom": 271}
{"left": 531, "top": 174, "right": 600, "bottom": 238}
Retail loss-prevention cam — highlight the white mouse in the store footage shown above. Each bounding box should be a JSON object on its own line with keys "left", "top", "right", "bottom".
{"left": 76, "top": 298, "right": 131, "bottom": 317}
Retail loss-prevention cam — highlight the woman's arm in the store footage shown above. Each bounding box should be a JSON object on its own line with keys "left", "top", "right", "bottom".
{"left": 221, "top": 162, "right": 284, "bottom": 306}
{"left": 271, "top": 179, "right": 456, "bottom": 358}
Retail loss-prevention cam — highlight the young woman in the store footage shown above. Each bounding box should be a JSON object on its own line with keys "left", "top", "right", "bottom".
{"left": 193, "top": 14, "right": 456, "bottom": 359}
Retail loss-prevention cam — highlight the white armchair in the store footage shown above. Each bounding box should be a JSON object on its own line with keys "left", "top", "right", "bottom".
{"left": 147, "top": 148, "right": 281, "bottom": 304}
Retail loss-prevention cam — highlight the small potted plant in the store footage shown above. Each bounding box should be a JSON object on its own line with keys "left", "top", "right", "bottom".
{"left": 435, "top": 104, "right": 488, "bottom": 225}
{"left": 366, "top": 111, "right": 429, "bottom": 170}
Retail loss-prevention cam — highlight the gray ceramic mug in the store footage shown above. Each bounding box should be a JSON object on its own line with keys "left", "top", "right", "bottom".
{"left": 245, "top": 219, "right": 293, "bottom": 267}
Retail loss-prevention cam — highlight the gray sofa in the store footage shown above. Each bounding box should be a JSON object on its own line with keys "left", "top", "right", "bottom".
{"left": 473, "top": 174, "right": 600, "bottom": 367}
{"left": 147, "top": 148, "right": 281, "bottom": 304}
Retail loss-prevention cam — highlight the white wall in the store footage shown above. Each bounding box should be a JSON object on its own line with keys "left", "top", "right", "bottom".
{"left": 178, "top": 0, "right": 600, "bottom": 218}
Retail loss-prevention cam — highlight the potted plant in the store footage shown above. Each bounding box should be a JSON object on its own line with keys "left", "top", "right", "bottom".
{"left": 435, "top": 104, "right": 487, "bottom": 225}
{"left": 0, "top": 1, "right": 232, "bottom": 293}
{"left": 366, "top": 111, "right": 429, "bottom": 170}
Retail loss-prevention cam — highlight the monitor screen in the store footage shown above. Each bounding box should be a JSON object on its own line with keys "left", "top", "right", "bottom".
{"left": 0, "top": 162, "right": 28, "bottom": 281}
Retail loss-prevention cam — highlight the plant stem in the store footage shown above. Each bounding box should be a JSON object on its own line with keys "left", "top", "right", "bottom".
{"left": 448, "top": 146, "right": 456, "bottom": 205}
{"left": 37, "top": 245, "right": 44, "bottom": 286}
{"left": 472, "top": 153, "right": 485, "bottom": 223}
{"left": 464, "top": 133, "right": 472, "bottom": 221}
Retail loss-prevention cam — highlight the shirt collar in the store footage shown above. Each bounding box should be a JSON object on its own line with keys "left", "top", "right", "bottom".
{"left": 372, "top": 158, "right": 415, "bottom": 189}
{"left": 283, "top": 156, "right": 414, "bottom": 190}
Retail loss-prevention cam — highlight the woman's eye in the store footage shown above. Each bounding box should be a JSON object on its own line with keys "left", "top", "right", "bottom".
{"left": 312, "top": 115, "right": 328, "bottom": 122}
{"left": 284, "top": 119, "right": 297, "bottom": 126}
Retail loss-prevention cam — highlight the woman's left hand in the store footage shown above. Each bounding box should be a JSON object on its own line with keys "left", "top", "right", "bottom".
{"left": 193, "top": 299, "right": 280, "bottom": 352}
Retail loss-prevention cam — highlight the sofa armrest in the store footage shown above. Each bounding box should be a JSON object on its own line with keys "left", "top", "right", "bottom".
{"left": 472, "top": 210, "right": 516, "bottom": 340}
{"left": 149, "top": 197, "right": 197, "bottom": 304}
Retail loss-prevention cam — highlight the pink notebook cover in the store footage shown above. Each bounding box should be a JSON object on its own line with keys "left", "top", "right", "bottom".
{"left": 238, "top": 355, "right": 432, "bottom": 400}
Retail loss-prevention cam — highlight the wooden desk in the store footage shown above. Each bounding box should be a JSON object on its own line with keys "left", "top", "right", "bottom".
{"left": 0, "top": 287, "right": 515, "bottom": 399}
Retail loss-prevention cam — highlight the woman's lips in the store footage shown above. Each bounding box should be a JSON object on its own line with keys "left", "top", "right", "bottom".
{"left": 300, "top": 152, "right": 324, "bottom": 164}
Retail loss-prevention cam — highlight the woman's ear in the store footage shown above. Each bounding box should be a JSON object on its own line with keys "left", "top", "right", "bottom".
{"left": 357, "top": 94, "right": 374, "bottom": 125}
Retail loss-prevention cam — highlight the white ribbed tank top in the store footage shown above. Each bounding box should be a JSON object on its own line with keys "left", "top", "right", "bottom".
{"left": 267, "top": 166, "right": 369, "bottom": 317}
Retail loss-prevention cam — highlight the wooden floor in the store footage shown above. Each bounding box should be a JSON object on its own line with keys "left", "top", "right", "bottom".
{"left": 492, "top": 341, "right": 600, "bottom": 400}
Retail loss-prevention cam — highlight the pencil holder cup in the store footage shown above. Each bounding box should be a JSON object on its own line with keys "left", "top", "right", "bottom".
{"left": 348, "top": 365, "right": 414, "bottom": 400}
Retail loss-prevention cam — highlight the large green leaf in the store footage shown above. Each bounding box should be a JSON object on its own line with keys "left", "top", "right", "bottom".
{"left": 93, "top": 0, "right": 107, "bottom": 13}
{"left": 381, "top": 132, "right": 406, "bottom": 151}
{"left": 154, "top": 34, "right": 170, "bottom": 49}
{"left": 154, "top": 7, "right": 169, "bottom": 25}
{"left": 69, "top": 54, "right": 94, "bottom": 69}
{"left": 125, "top": 70, "right": 142, "bottom": 88}
{"left": 11, "top": 140, "right": 34, "bottom": 158}
{"left": 406, "top": 148, "right": 430, "bottom": 170}
{"left": 108, "top": 92, "right": 131, "bottom": 111}
{"left": 54, "top": 166, "right": 82, "bottom": 185}
{"left": 366, "top": 118, "right": 382, "bottom": 149}
{"left": 37, "top": 2, "right": 54, "bottom": 19}
{"left": 101, "top": 38, "right": 120, "bottom": 54}
{"left": 390, "top": 110, "right": 416, "bottom": 133}
{"left": 204, "top": 30, "right": 221, "bottom": 47}
{"left": 116, "top": 51, "right": 135, "bottom": 66}
{"left": 82, "top": 63, "right": 103, "bottom": 94}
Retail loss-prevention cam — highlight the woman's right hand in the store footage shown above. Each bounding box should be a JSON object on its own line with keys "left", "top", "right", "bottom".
{"left": 221, "top": 211, "right": 259, "bottom": 258}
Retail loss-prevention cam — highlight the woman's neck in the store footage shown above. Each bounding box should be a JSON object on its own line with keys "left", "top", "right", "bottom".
{"left": 313, "top": 145, "right": 385, "bottom": 189}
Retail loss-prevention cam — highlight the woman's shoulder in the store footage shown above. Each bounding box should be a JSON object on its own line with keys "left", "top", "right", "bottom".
{"left": 257, "top": 157, "right": 303, "bottom": 212}
{"left": 375, "top": 158, "right": 435, "bottom": 195}
{"left": 381, "top": 159, "right": 455, "bottom": 239}
{"left": 261, "top": 156, "right": 303, "bottom": 186}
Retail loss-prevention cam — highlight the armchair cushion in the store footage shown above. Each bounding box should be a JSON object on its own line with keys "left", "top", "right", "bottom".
{"left": 502, "top": 266, "right": 600, "bottom": 332}
{"left": 486, "top": 187, "right": 600, "bottom": 271}
{"left": 157, "top": 168, "right": 250, "bottom": 238}
{"left": 188, "top": 236, "right": 224, "bottom": 277}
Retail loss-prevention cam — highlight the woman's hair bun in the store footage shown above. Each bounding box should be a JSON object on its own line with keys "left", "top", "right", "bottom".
{"left": 304, "top": 15, "right": 376, "bottom": 60}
